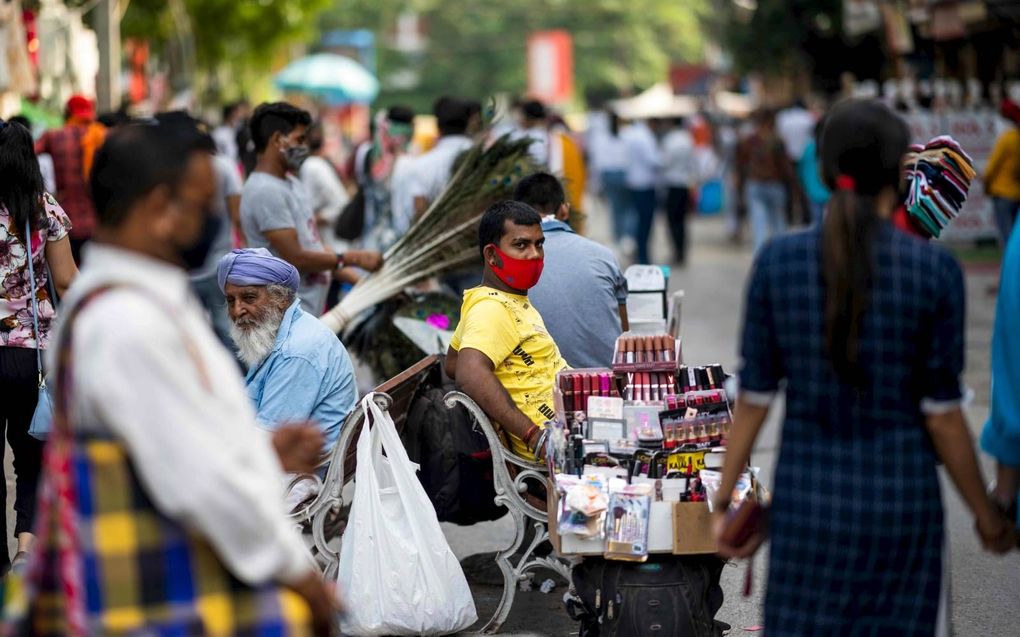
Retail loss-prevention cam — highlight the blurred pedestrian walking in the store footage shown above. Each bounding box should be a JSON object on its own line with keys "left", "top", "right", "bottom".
{"left": 0, "top": 118, "right": 78, "bottom": 577}
{"left": 717, "top": 99, "right": 1014, "bottom": 636}
{"left": 797, "top": 119, "right": 830, "bottom": 227}
{"left": 301, "top": 121, "right": 351, "bottom": 255}
{"left": 736, "top": 109, "right": 794, "bottom": 252}
{"left": 622, "top": 118, "right": 661, "bottom": 264}
{"left": 22, "top": 113, "right": 337, "bottom": 635}
{"left": 660, "top": 116, "right": 698, "bottom": 265}
{"left": 213, "top": 100, "right": 250, "bottom": 164}
{"left": 984, "top": 98, "right": 1020, "bottom": 246}
{"left": 35, "top": 95, "right": 105, "bottom": 264}
{"left": 589, "top": 110, "right": 633, "bottom": 251}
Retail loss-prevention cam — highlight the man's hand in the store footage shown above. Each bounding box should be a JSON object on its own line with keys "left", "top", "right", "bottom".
{"left": 272, "top": 423, "right": 324, "bottom": 474}
{"left": 343, "top": 250, "right": 383, "bottom": 272}
{"left": 976, "top": 505, "right": 1017, "bottom": 554}
{"left": 286, "top": 570, "right": 341, "bottom": 636}
{"left": 333, "top": 267, "right": 362, "bottom": 286}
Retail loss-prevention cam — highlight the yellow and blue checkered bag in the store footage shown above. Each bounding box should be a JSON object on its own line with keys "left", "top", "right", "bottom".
{"left": 15, "top": 286, "right": 315, "bottom": 636}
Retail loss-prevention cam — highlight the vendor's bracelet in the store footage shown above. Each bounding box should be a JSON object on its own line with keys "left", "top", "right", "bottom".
{"left": 335, "top": 252, "right": 345, "bottom": 269}
{"left": 522, "top": 425, "right": 540, "bottom": 449}
{"left": 533, "top": 429, "right": 550, "bottom": 456}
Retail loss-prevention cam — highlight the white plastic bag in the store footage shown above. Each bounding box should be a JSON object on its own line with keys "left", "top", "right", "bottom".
{"left": 337, "top": 393, "right": 477, "bottom": 636}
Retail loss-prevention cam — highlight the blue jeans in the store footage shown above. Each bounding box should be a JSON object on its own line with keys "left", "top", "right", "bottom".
{"left": 746, "top": 180, "right": 788, "bottom": 253}
{"left": 629, "top": 187, "right": 658, "bottom": 264}
{"left": 602, "top": 170, "right": 635, "bottom": 241}
{"left": 993, "top": 197, "right": 1019, "bottom": 247}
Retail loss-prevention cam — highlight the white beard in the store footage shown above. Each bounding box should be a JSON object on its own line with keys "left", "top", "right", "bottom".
{"left": 229, "top": 306, "right": 285, "bottom": 368}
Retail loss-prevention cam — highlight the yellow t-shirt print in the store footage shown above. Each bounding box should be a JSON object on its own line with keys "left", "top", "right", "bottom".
{"left": 451, "top": 286, "right": 567, "bottom": 459}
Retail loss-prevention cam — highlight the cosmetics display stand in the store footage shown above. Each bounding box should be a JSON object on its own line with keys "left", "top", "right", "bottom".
{"left": 545, "top": 333, "right": 763, "bottom": 563}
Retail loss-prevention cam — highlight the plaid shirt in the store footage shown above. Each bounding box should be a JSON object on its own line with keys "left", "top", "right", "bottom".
{"left": 740, "top": 224, "right": 961, "bottom": 635}
{"left": 37, "top": 126, "right": 96, "bottom": 241}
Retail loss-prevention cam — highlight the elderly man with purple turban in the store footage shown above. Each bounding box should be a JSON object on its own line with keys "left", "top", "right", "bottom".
{"left": 218, "top": 248, "right": 358, "bottom": 453}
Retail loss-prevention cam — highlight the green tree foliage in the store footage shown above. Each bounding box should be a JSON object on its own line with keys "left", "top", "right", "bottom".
{"left": 120, "top": 0, "right": 333, "bottom": 96}
{"left": 705, "top": 0, "right": 843, "bottom": 77}
{"left": 319, "top": 0, "right": 709, "bottom": 110}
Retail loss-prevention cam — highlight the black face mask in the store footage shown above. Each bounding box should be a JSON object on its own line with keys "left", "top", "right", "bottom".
{"left": 179, "top": 213, "right": 223, "bottom": 271}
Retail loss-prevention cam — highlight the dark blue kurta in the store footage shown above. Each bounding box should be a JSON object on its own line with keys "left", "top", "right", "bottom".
{"left": 740, "top": 222, "right": 964, "bottom": 636}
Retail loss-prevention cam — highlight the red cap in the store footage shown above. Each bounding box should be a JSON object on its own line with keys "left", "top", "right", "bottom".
{"left": 65, "top": 95, "right": 96, "bottom": 121}
{"left": 1001, "top": 99, "right": 1020, "bottom": 126}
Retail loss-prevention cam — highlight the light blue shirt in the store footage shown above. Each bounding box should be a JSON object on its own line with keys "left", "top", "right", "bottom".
{"left": 245, "top": 300, "right": 358, "bottom": 450}
{"left": 529, "top": 219, "right": 628, "bottom": 368}
{"left": 983, "top": 221, "right": 1020, "bottom": 521}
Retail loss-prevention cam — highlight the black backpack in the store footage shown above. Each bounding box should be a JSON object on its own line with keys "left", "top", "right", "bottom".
{"left": 403, "top": 373, "right": 506, "bottom": 526}
{"left": 569, "top": 556, "right": 726, "bottom": 637}
{"left": 334, "top": 142, "right": 371, "bottom": 241}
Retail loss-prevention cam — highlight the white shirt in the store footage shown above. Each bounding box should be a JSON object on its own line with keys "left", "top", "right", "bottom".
{"left": 512, "top": 127, "right": 550, "bottom": 167}
{"left": 38, "top": 153, "right": 56, "bottom": 194}
{"left": 390, "top": 154, "right": 418, "bottom": 237}
{"left": 300, "top": 155, "right": 351, "bottom": 253}
{"left": 51, "top": 244, "right": 312, "bottom": 586}
{"left": 588, "top": 130, "right": 629, "bottom": 173}
{"left": 622, "top": 123, "right": 661, "bottom": 190}
{"left": 409, "top": 135, "right": 473, "bottom": 206}
{"left": 212, "top": 124, "right": 240, "bottom": 161}
{"left": 776, "top": 106, "right": 816, "bottom": 161}
{"left": 660, "top": 129, "right": 698, "bottom": 187}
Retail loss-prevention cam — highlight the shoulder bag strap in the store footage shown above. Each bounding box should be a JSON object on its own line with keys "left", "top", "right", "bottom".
{"left": 25, "top": 218, "right": 44, "bottom": 390}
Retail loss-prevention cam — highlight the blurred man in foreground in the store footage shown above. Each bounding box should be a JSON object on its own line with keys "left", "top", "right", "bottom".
{"left": 23, "top": 113, "right": 336, "bottom": 635}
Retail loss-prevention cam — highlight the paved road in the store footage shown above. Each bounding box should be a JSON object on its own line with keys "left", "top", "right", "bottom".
{"left": 9, "top": 203, "right": 1018, "bottom": 636}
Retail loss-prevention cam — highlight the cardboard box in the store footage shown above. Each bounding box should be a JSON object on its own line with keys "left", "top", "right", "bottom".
{"left": 671, "top": 502, "right": 718, "bottom": 555}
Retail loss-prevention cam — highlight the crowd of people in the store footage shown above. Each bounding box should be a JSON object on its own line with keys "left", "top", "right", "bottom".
{"left": 0, "top": 87, "right": 1017, "bottom": 635}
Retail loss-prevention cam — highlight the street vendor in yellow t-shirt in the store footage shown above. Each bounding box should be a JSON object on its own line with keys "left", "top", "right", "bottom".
{"left": 446, "top": 200, "right": 568, "bottom": 460}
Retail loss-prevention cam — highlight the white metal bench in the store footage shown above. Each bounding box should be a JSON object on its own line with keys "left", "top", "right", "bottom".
{"left": 444, "top": 390, "right": 571, "bottom": 634}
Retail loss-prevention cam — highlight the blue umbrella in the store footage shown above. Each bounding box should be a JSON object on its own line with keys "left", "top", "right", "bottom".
{"left": 274, "top": 53, "right": 379, "bottom": 104}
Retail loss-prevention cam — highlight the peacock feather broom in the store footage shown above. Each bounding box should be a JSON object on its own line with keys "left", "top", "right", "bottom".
{"left": 320, "top": 134, "right": 538, "bottom": 334}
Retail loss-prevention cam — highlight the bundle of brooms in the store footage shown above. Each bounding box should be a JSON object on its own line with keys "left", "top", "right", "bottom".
{"left": 320, "top": 134, "right": 538, "bottom": 335}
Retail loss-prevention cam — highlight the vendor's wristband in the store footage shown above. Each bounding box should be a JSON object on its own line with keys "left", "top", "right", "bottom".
{"left": 335, "top": 252, "right": 345, "bottom": 269}
{"left": 533, "top": 429, "right": 550, "bottom": 458}
{"left": 522, "top": 425, "right": 540, "bottom": 449}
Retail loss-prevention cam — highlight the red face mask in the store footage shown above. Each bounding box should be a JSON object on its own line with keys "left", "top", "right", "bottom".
{"left": 487, "top": 245, "right": 544, "bottom": 291}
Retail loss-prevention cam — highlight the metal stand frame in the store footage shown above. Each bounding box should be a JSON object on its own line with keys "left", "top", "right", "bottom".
{"left": 444, "top": 391, "right": 571, "bottom": 634}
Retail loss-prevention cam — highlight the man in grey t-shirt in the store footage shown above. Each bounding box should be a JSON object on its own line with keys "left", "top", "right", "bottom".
{"left": 515, "top": 172, "right": 628, "bottom": 368}
{"left": 240, "top": 102, "right": 382, "bottom": 316}
{"left": 242, "top": 171, "right": 330, "bottom": 313}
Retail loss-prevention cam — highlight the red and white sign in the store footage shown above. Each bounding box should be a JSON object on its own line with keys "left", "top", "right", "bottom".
{"left": 527, "top": 30, "right": 573, "bottom": 105}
